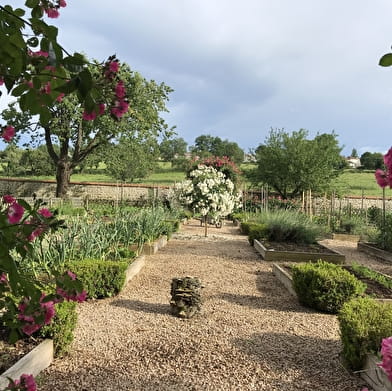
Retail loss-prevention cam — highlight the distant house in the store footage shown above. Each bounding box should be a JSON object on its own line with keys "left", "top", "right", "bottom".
{"left": 346, "top": 156, "right": 361, "bottom": 168}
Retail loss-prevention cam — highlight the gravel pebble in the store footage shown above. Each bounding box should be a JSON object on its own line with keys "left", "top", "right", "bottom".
{"left": 38, "top": 221, "right": 372, "bottom": 391}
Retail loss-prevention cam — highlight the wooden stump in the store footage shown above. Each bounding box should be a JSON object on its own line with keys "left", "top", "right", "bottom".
{"left": 170, "top": 277, "right": 202, "bottom": 319}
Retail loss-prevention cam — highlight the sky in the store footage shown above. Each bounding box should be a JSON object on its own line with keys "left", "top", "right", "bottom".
{"left": 3, "top": 0, "right": 392, "bottom": 156}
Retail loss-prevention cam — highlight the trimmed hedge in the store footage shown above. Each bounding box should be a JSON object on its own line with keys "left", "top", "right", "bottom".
{"left": 67, "top": 259, "right": 129, "bottom": 299}
{"left": 338, "top": 297, "right": 392, "bottom": 370}
{"left": 292, "top": 261, "right": 366, "bottom": 313}
{"left": 39, "top": 301, "right": 77, "bottom": 357}
{"left": 247, "top": 224, "right": 268, "bottom": 245}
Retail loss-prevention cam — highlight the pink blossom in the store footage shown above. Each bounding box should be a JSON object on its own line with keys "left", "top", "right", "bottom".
{"left": 59, "top": 0, "right": 67, "bottom": 7}
{"left": 379, "top": 336, "right": 392, "bottom": 381}
{"left": 7, "top": 202, "right": 24, "bottom": 224}
{"left": 98, "top": 103, "right": 106, "bottom": 115}
{"left": 57, "top": 287, "right": 87, "bottom": 303}
{"left": 40, "top": 300, "right": 55, "bottom": 325}
{"left": 2, "top": 125, "right": 15, "bottom": 142}
{"left": 38, "top": 208, "right": 53, "bottom": 218}
{"left": 67, "top": 270, "right": 77, "bottom": 280}
{"left": 82, "top": 110, "right": 97, "bottom": 121}
{"left": 3, "top": 194, "right": 16, "bottom": 204}
{"left": 0, "top": 77, "right": 3, "bottom": 86}
{"left": 21, "top": 323, "right": 41, "bottom": 336}
{"left": 0, "top": 272, "right": 8, "bottom": 284}
{"left": 109, "top": 61, "right": 119, "bottom": 73}
{"left": 111, "top": 100, "right": 129, "bottom": 118}
{"left": 8, "top": 374, "right": 37, "bottom": 391}
{"left": 26, "top": 80, "right": 34, "bottom": 88}
{"left": 27, "top": 227, "right": 44, "bottom": 242}
{"left": 41, "top": 81, "right": 51, "bottom": 94}
{"left": 115, "top": 81, "right": 126, "bottom": 98}
{"left": 375, "top": 169, "right": 389, "bottom": 188}
{"left": 44, "top": 7, "right": 60, "bottom": 18}
{"left": 385, "top": 147, "right": 392, "bottom": 171}
{"left": 56, "top": 92, "right": 65, "bottom": 102}
{"left": 30, "top": 50, "right": 49, "bottom": 57}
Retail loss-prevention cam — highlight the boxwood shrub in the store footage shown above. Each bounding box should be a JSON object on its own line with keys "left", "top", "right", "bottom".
{"left": 292, "top": 261, "right": 366, "bottom": 313}
{"left": 338, "top": 297, "right": 392, "bottom": 370}
{"left": 39, "top": 301, "right": 77, "bottom": 357}
{"left": 247, "top": 223, "right": 268, "bottom": 245}
{"left": 67, "top": 259, "right": 129, "bottom": 299}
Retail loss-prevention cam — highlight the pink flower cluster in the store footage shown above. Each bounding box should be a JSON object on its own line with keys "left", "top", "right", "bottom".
{"left": 0, "top": 272, "right": 8, "bottom": 285}
{"left": 82, "top": 58, "right": 129, "bottom": 121}
{"left": 17, "top": 295, "right": 55, "bottom": 335}
{"left": 56, "top": 287, "right": 87, "bottom": 303}
{"left": 6, "top": 201, "right": 24, "bottom": 225}
{"left": 41, "top": 0, "right": 67, "bottom": 19}
{"left": 1, "top": 125, "right": 15, "bottom": 142}
{"left": 379, "top": 336, "right": 392, "bottom": 381}
{"left": 6, "top": 374, "right": 36, "bottom": 391}
{"left": 375, "top": 147, "right": 392, "bottom": 188}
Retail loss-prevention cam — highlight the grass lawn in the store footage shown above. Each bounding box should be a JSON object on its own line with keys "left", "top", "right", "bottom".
{"left": 331, "top": 170, "right": 387, "bottom": 198}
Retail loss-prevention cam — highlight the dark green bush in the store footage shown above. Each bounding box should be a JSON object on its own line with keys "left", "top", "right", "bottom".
{"left": 39, "top": 301, "right": 77, "bottom": 356}
{"left": 67, "top": 259, "right": 128, "bottom": 299}
{"left": 247, "top": 223, "right": 268, "bottom": 245}
{"left": 292, "top": 261, "right": 367, "bottom": 313}
{"left": 240, "top": 222, "right": 259, "bottom": 236}
{"left": 338, "top": 297, "right": 392, "bottom": 370}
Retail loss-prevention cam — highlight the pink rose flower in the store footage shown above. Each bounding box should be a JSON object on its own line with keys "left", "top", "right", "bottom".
{"left": 82, "top": 110, "right": 97, "bottom": 121}
{"left": 375, "top": 169, "right": 389, "bottom": 188}
{"left": 7, "top": 202, "right": 24, "bottom": 224}
{"left": 38, "top": 208, "right": 53, "bottom": 218}
{"left": 115, "top": 81, "right": 126, "bottom": 98}
{"left": 44, "top": 7, "right": 59, "bottom": 18}
{"left": 2, "top": 125, "right": 15, "bottom": 142}
{"left": 109, "top": 61, "right": 119, "bottom": 73}
{"left": 3, "top": 194, "right": 16, "bottom": 204}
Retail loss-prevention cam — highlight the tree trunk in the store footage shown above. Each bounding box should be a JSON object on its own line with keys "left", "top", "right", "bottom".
{"left": 56, "top": 160, "right": 72, "bottom": 198}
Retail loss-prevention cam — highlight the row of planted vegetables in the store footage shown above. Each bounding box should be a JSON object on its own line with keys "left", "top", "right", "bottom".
{"left": 1, "top": 201, "right": 186, "bottom": 365}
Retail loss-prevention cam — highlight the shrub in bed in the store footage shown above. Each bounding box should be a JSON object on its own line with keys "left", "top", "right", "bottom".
{"left": 240, "top": 221, "right": 259, "bottom": 236}
{"left": 338, "top": 297, "right": 392, "bottom": 370}
{"left": 292, "top": 261, "right": 366, "bottom": 313}
{"left": 39, "top": 301, "right": 77, "bottom": 357}
{"left": 67, "top": 259, "right": 128, "bottom": 299}
{"left": 247, "top": 223, "right": 268, "bottom": 245}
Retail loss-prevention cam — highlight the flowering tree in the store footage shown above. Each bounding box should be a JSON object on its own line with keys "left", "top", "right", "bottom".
{"left": 174, "top": 165, "right": 240, "bottom": 236}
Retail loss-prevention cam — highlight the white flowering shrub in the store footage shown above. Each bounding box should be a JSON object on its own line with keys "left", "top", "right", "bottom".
{"left": 174, "top": 164, "right": 241, "bottom": 220}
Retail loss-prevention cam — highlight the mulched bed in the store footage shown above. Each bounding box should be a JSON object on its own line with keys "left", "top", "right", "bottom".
{"left": 263, "top": 241, "right": 336, "bottom": 254}
{"left": 0, "top": 328, "right": 42, "bottom": 374}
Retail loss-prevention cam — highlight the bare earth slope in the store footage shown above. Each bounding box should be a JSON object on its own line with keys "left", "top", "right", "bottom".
{"left": 39, "top": 221, "right": 368, "bottom": 391}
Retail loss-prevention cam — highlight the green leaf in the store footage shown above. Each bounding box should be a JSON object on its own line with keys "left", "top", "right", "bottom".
{"left": 26, "top": 0, "right": 40, "bottom": 7}
{"left": 39, "top": 107, "right": 53, "bottom": 125}
{"left": 379, "top": 53, "right": 392, "bottom": 67}
{"left": 27, "top": 37, "right": 39, "bottom": 48}
{"left": 11, "top": 83, "right": 30, "bottom": 97}
{"left": 78, "top": 69, "right": 93, "bottom": 97}
{"left": 13, "top": 8, "right": 26, "bottom": 17}
{"left": 31, "top": 5, "right": 43, "bottom": 18}
{"left": 55, "top": 78, "right": 78, "bottom": 94}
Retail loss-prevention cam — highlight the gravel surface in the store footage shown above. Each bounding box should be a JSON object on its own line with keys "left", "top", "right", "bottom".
{"left": 39, "top": 221, "right": 372, "bottom": 391}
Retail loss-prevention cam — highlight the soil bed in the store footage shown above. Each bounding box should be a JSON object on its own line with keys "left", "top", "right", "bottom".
{"left": 263, "top": 241, "right": 336, "bottom": 254}
{"left": 0, "top": 328, "right": 41, "bottom": 373}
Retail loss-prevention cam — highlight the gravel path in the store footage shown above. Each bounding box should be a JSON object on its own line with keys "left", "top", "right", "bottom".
{"left": 39, "top": 221, "right": 371, "bottom": 391}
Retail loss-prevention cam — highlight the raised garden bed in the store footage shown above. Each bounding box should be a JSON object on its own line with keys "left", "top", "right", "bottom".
{"left": 141, "top": 235, "right": 168, "bottom": 255}
{"left": 272, "top": 263, "right": 392, "bottom": 302}
{"left": 331, "top": 233, "right": 360, "bottom": 242}
{"left": 254, "top": 239, "right": 345, "bottom": 263}
{"left": 123, "top": 255, "right": 145, "bottom": 287}
{"left": 0, "top": 339, "right": 53, "bottom": 389}
{"left": 358, "top": 242, "right": 392, "bottom": 264}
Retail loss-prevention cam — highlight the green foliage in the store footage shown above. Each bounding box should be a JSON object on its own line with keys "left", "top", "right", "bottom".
{"left": 39, "top": 301, "right": 77, "bottom": 357}
{"left": 375, "top": 213, "right": 392, "bottom": 251}
{"left": 67, "top": 259, "right": 128, "bottom": 299}
{"left": 250, "top": 128, "right": 343, "bottom": 199}
{"left": 159, "top": 137, "right": 188, "bottom": 162}
{"left": 190, "top": 134, "right": 244, "bottom": 164}
{"left": 351, "top": 262, "right": 392, "bottom": 290}
{"left": 292, "top": 261, "right": 367, "bottom": 314}
{"left": 244, "top": 210, "right": 323, "bottom": 244}
{"left": 338, "top": 297, "right": 392, "bottom": 370}
{"left": 247, "top": 223, "right": 268, "bottom": 245}
{"left": 360, "top": 152, "right": 384, "bottom": 170}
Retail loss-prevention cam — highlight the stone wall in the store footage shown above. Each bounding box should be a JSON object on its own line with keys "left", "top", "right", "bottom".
{"left": 0, "top": 178, "right": 170, "bottom": 203}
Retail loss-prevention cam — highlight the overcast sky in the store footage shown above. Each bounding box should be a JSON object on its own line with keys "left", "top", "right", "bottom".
{"left": 4, "top": 0, "right": 392, "bottom": 156}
